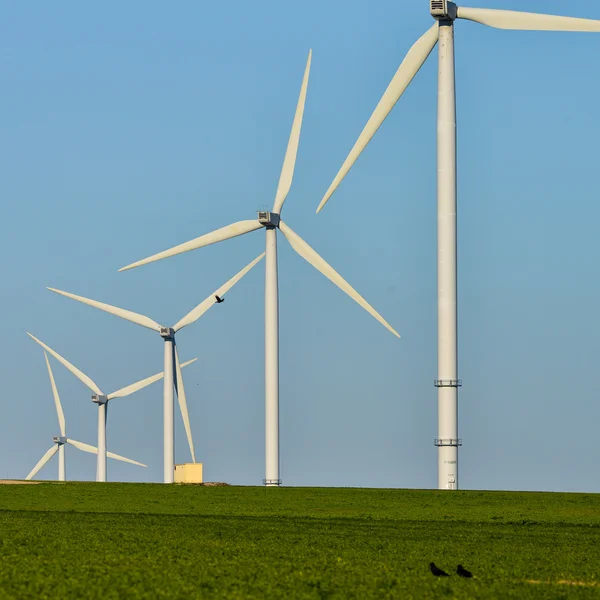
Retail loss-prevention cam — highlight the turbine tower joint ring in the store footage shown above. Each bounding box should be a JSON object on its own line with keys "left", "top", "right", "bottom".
{"left": 434, "top": 438, "right": 462, "bottom": 447}
{"left": 434, "top": 379, "right": 462, "bottom": 388}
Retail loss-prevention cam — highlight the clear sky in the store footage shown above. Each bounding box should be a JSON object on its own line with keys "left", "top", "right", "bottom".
{"left": 1, "top": 0, "right": 599, "bottom": 491}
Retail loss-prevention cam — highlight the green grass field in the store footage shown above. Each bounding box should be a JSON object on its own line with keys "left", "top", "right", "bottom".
{"left": 0, "top": 484, "right": 599, "bottom": 599}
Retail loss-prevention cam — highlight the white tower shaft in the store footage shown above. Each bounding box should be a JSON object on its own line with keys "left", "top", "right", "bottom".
{"left": 436, "top": 21, "right": 460, "bottom": 490}
{"left": 264, "top": 227, "right": 280, "bottom": 486}
{"left": 163, "top": 338, "right": 175, "bottom": 483}
{"left": 96, "top": 403, "right": 107, "bottom": 482}
{"left": 58, "top": 444, "right": 65, "bottom": 482}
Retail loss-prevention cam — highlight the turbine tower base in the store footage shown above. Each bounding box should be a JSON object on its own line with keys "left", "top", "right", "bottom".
{"left": 263, "top": 478, "right": 282, "bottom": 487}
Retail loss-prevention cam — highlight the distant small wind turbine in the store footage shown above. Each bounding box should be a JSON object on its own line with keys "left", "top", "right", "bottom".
{"left": 316, "top": 1, "right": 600, "bottom": 490}
{"left": 26, "top": 351, "right": 146, "bottom": 481}
{"left": 116, "top": 50, "right": 400, "bottom": 487}
{"left": 27, "top": 334, "right": 196, "bottom": 482}
{"left": 47, "top": 253, "right": 264, "bottom": 483}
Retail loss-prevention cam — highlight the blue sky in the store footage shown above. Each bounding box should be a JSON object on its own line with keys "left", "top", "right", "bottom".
{"left": 1, "top": 0, "right": 599, "bottom": 491}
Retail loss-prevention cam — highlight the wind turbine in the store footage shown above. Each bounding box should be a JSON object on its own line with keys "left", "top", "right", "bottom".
{"left": 27, "top": 333, "right": 196, "bottom": 482}
{"left": 26, "top": 351, "right": 147, "bottom": 481}
{"left": 47, "top": 253, "right": 264, "bottom": 483}
{"left": 116, "top": 50, "right": 400, "bottom": 487}
{"left": 315, "top": 1, "right": 600, "bottom": 490}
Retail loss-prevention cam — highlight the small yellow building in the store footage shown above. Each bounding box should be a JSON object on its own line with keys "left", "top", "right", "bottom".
{"left": 174, "top": 463, "right": 203, "bottom": 484}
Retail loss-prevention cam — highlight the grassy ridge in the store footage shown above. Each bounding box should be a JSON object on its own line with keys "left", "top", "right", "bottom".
{"left": 0, "top": 485, "right": 599, "bottom": 598}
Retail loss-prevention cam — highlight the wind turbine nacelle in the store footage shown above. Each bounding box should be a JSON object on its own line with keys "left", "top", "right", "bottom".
{"left": 53, "top": 436, "right": 67, "bottom": 444}
{"left": 257, "top": 211, "right": 280, "bottom": 227}
{"left": 430, "top": 0, "right": 457, "bottom": 20}
{"left": 160, "top": 327, "right": 175, "bottom": 339}
{"left": 91, "top": 394, "right": 109, "bottom": 405}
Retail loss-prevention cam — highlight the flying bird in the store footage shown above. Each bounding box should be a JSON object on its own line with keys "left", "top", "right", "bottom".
{"left": 457, "top": 565, "right": 473, "bottom": 578}
{"left": 430, "top": 563, "right": 449, "bottom": 577}
{"left": 215, "top": 295, "right": 224, "bottom": 303}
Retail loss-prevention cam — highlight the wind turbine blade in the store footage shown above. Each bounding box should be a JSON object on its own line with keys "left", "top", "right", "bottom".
{"left": 68, "top": 439, "right": 147, "bottom": 467}
{"left": 457, "top": 7, "right": 600, "bottom": 31}
{"left": 272, "top": 49, "right": 312, "bottom": 214}
{"left": 107, "top": 358, "right": 197, "bottom": 399}
{"left": 173, "top": 252, "right": 265, "bottom": 332}
{"left": 316, "top": 23, "right": 438, "bottom": 214}
{"left": 107, "top": 372, "right": 164, "bottom": 400}
{"left": 27, "top": 333, "right": 103, "bottom": 395}
{"left": 119, "top": 220, "right": 263, "bottom": 272}
{"left": 106, "top": 451, "right": 147, "bottom": 468}
{"left": 66, "top": 438, "right": 97, "bottom": 454}
{"left": 180, "top": 358, "right": 198, "bottom": 369}
{"left": 25, "top": 445, "right": 58, "bottom": 480}
{"left": 279, "top": 221, "right": 400, "bottom": 338}
{"left": 47, "top": 288, "right": 162, "bottom": 332}
{"left": 44, "top": 352, "right": 65, "bottom": 437}
{"left": 174, "top": 345, "right": 196, "bottom": 463}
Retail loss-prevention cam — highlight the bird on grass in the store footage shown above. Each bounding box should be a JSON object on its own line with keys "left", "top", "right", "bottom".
{"left": 457, "top": 565, "right": 473, "bottom": 578}
{"left": 214, "top": 295, "right": 225, "bottom": 303}
{"left": 430, "top": 563, "right": 449, "bottom": 577}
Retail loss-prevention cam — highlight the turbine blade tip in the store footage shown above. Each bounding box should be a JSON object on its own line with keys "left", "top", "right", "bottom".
{"left": 317, "top": 192, "right": 332, "bottom": 213}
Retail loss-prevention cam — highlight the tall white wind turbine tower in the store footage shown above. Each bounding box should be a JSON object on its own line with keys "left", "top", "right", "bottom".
{"left": 26, "top": 351, "right": 147, "bottom": 481}
{"left": 27, "top": 333, "right": 195, "bottom": 482}
{"left": 47, "top": 253, "right": 264, "bottom": 483}
{"left": 117, "top": 50, "right": 400, "bottom": 487}
{"left": 315, "top": 1, "right": 600, "bottom": 490}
